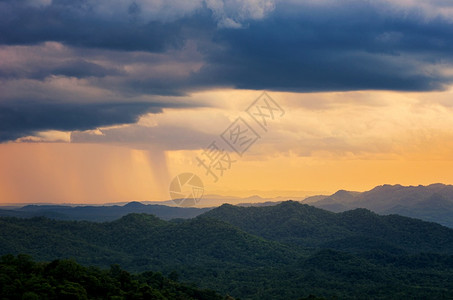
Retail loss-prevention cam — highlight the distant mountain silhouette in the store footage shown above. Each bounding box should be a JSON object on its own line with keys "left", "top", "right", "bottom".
{"left": 0, "top": 202, "right": 211, "bottom": 221}
{"left": 148, "top": 194, "right": 307, "bottom": 208}
{"left": 4, "top": 183, "right": 453, "bottom": 228}
{"left": 302, "top": 183, "right": 453, "bottom": 228}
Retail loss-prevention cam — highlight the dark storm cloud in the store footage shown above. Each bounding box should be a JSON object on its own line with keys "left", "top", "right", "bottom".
{"left": 1, "top": 0, "right": 453, "bottom": 142}
{"left": 0, "top": 0, "right": 191, "bottom": 52}
{"left": 50, "top": 59, "right": 124, "bottom": 78}
{"left": 0, "top": 59, "right": 123, "bottom": 79}
{"left": 191, "top": 1, "right": 453, "bottom": 92}
{"left": 0, "top": 100, "right": 198, "bottom": 142}
{"left": 2, "top": 0, "right": 452, "bottom": 92}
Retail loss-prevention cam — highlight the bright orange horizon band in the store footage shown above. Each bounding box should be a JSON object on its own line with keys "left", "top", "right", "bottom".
{"left": 2, "top": 89, "right": 453, "bottom": 205}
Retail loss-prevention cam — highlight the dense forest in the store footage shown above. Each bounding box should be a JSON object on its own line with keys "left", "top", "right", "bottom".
{"left": 0, "top": 254, "right": 228, "bottom": 300}
{"left": 1, "top": 202, "right": 453, "bottom": 299}
{"left": 202, "top": 201, "right": 453, "bottom": 252}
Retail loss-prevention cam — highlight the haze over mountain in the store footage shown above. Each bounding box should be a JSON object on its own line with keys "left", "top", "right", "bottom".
{"left": 2, "top": 183, "right": 453, "bottom": 229}
{"left": 145, "top": 194, "right": 306, "bottom": 208}
{"left": 0, "top": 201, "right": 210, "bottom": 222}
{"left": 303, "top": 183, "right": 453, "bottom": 228}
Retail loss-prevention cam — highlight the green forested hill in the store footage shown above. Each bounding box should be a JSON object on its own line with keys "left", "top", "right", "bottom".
{"left": 1, "top": 203, "right": 453, "bottom": 299}
{"left": 201, "top": 201, "right": 453, "bottom": 253}
{"left": 0, "top": 214, "right": 296, "bottom": 271}
{"left": 0, "top": 254, "right": 227, "bottom": 300}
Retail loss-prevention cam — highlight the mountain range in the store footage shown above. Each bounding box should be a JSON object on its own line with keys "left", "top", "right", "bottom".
{"left": 0, "top": 201, "right": 210, "bottom": 221}
{"left": 303, "top": 183, "right": 453, "bottom": 228}
{"left": 1, "top": 201, "right": 453, "bottom": 299}
{"left": 2, "top": 183, "right": 453, "bottom": 229}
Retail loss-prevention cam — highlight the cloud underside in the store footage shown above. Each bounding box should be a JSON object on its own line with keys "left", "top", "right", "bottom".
{"left": 1, "top": 0, "right": 453, "bottom": 141}
{"left": 0, "top": 101, "right": 181, "bottom": 142}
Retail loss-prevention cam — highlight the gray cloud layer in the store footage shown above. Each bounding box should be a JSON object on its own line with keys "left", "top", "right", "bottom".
{"left": 1, "top": 0, "right": 453, "bottom": 141}
{"left": 0, "top": 100, "right": 197, "bottom": 142}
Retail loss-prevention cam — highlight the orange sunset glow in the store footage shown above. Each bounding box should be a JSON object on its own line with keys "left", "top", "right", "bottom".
{"left": 2, "top": 88, "right": 453, "bottom": 204}
{"left": 2, "top": 0, "right": 453, "bottom": 206}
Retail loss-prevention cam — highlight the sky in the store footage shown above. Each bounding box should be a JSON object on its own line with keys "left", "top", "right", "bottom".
{"left": 1, "top": 0, "right": 453, "bottom": 204}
